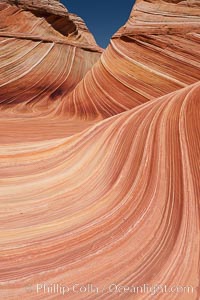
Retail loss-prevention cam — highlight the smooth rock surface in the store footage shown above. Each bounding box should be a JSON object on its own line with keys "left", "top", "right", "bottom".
{"left": 0, "top": 1, "right": 199, "bottom": 299}
{"left": 65, "top": 0, "right": 200, "bottom": 119}
{"left": 0, "top": 0, "right": 102, "bottom": 141}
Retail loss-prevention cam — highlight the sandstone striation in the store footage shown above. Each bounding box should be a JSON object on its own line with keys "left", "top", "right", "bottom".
{"left": 0, "top": 81, "right": 199, "bottom": 300}
{"left": 1, "top": 0, "right": 68, "bottom": 16}
{"left": 0, "top": 0, "right": 199, "bottom": 300}
{"left": 0, "top": 0, "right": 102, "bottom": 141}
{"left": 0, "top": 0, "right": 102, "bottom": 109}
{"left": 64, "top": 0, "right": 200, "bottom": 119}
{"left": 0, "top": 0, "right": 101, "bottom": 48}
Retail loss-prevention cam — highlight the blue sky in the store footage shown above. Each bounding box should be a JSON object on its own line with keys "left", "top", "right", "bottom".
{"left": 61, "top": 0, "right": 135, "bottom": 48}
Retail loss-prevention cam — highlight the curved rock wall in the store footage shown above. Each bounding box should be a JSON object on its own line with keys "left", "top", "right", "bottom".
{"left": 63, "top": 0, "right": 200, "bottom": 119}
{"left": 0, "top": 1, "right": 199, "bottom": 299}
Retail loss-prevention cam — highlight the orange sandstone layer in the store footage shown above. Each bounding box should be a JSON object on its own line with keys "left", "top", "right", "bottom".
{"left": 64, "top": 0, "right": 200, "bottom": 118}
{"left": 0, "top": 0, "right": 101, "bottom": 48}
{"left": 0, "top": 0, "right": 102, "bottom": 142}
{"left": 0, "top": 82, "right": 199, "bottom": 299}
{"left": 0, "top": 0, "right": 102, "bottom": 111}
{"left": 0, "top": 0, "right": 199, "bottom": 143}
{"left": 0, "top": 1, "right": 199, "bottom": 299}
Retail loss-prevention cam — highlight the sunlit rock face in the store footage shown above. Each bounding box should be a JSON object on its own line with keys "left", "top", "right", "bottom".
{"left": 0, "top": 0, "right": 102, "bottom": 111}
{"left": 1, "top": 0, "right": 68, "bottom": 16}
{"left": 65, "top": 0, "right": 200, "bottom": 119}
{"left": 0, "top": 1, "right": 200, "bottom": 300}
{"left": 0, "top": 0, "right": 101, "bottom": 46}
{"left": 0, "top": 0, "right": 102, "bottom": 141}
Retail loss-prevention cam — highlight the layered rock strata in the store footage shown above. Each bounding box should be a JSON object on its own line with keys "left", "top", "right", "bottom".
{"left": 64, "top": 0, "right": 200, "bottom": 119}
{"left": 0, "top": 1, "right": 199, "bottom": 300}
{"left": 0, "top": 81, "right": 199, "bottom": 300}
{"left": 0, "top": 0, "right": 102, "bottom": 141}
{"left": 0, "top": 0, "right": 102, "bottom": 110}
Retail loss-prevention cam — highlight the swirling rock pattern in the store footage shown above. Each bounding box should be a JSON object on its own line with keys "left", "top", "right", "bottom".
{"left": 0, "top": 0, "right": 199, "bottom": 300}
{"left": 64, "top": 0, "right": 200, "bottom": 119}
{"left": 0, "top": 0, "right": 102, "bottom": 142}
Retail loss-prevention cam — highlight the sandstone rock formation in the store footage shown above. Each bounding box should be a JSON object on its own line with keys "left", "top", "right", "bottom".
{"left": 0, "top": 0, "right": 199, "bottom": 300}
{"left": 0, "top": 0, "right": 102, "bottom": 141}
{"left": 64, "top": 0, "right": 200, "bottom": 119}
{"left": 0, "top": 1, "right": 102, "bottom": 107}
